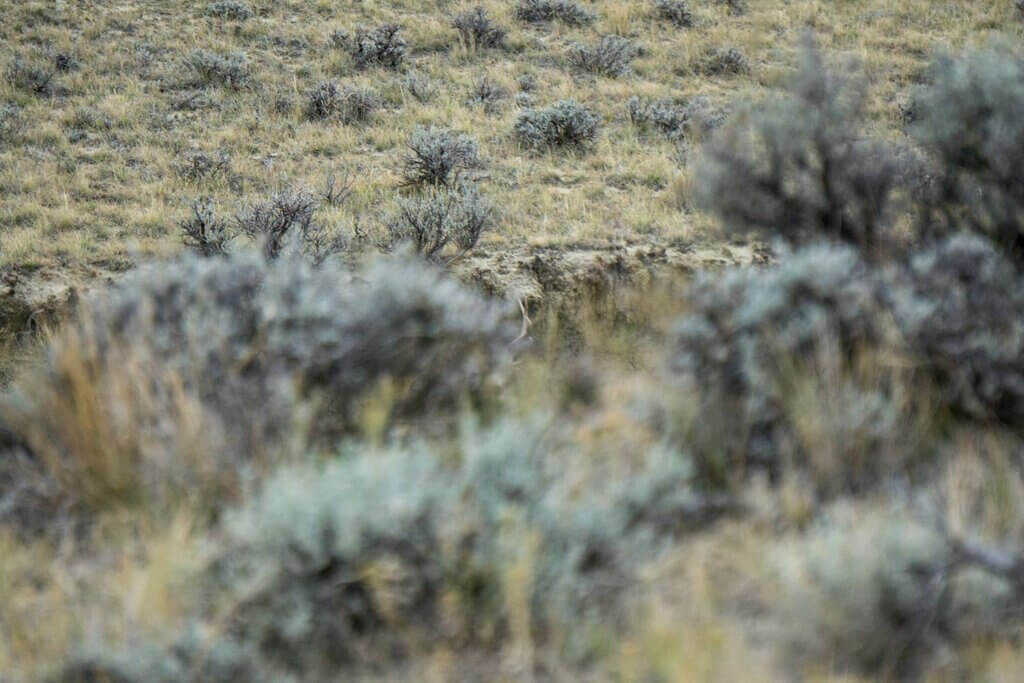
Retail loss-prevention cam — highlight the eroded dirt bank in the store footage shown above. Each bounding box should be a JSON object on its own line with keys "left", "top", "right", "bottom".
{"left": 0, "top": 241, "right": 767, "bottom": 340}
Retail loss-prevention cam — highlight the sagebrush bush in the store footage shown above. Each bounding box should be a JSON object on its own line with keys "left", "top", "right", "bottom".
{"left": 235, "top": 186, "right": 317, "bottom": 258}
{"left": 350, "top": 24, "right": 406, "bottom": 70}
{"left": 185, "top": 49, "right": 251, "bottom": 89}
{"left": 401, "top": 126, "right": 482, "bottom": 188}
{"left": 514, "top": 92, "right": 535, "bottom": 109}
{"left": 514, "top": 99, "right": 600, "bottom": 151}
{"left": 304, "top": 81, "right": 380, "bottom": 123}
{"left": 568, "top": 36, "right": 639, "bottom": 78}
{"left": 694, "top": 39, "right": 913, "bottom": 256}
{"left": 75, "top": 418, "right": 720, "bottom": 678}
{"left": 218, "top": 449, "right": 447, "bottom": 672}
{"left": 205, "top": 0, "right": 253, "bottom": 20}
{"left": 0, "top": 102, "right": 25, "bottom": 143}
{"left": 234, "top": 186, "right": 347, "bottom": 263}
{"left": 698, "top": 46, "right": 750, "bottom": 76}
{"left": 453, "top": 7, "right": 506, "bottom": 49}
{"left": 514, "top": 0, "right": 595, "bottom": 25}
{"left": 400, "top": 70, "right": 437, "bottom": 103}
{"left": 385, "top": 181, "right": 494, "bottom": 258}
{"left": 4, "top": 55, "right": 58, "bottom": 96}
{"left": 670, "top": 234, "right": 1024, "bottom": 488}
{"left": 888, "top": 234, "right": 1024, "bottom": 424}
{"left": 180, "top": 197, "right": 236, "bottom": 256}
{"left": 654, "top": 0, "right": 694, "bottom": 27}
{"left": 2, "top": 254, "right": 514, "bottom": 529}
{"left": 669, "top": 243, "right": 913, "bottom": 489}
{"left": 775, "top": 507, "right": 1016, "bottom": 679}
{"left": 682, "top": 40, "right": 1024, "bottom": 461}
{"left": 910, "top": 46, "right": 1024, "bottom": 265}
{"left": 303, "top": 80, "right": 340, "bottom": 120}
{"left": 627, "top": 95, "right": 723, "bottom": 140}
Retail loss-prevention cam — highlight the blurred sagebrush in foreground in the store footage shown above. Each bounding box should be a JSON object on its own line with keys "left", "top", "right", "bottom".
{"left": 6, "top": 31, "right": 1024, "bottom": 683}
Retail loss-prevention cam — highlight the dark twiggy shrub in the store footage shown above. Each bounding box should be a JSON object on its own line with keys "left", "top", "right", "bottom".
{"left": 205, "top": 0, "right": 253, "bottom": 20}
{"left": 234, "top": 186, "right": 323, "bottom": 260}
{"left": 52, "top": 52, "right": 78, "bottom": 73}
{"left": 385, "top": 181, "right": 494, "bottom": 259}
{"left": 654, "top": 0, "right": 694, "bottom": 27}
{"left": 401, "top": 126, "right": 482, "bottom": 188}
{"left": 514, "top": 99, "right": 600, "bottom": 151}
{"left": 910, "top": 47, "right": 1024, "bottom": 265}
{"left": 176, "top": 150, "right": 231, "bottom": 183}
{"left": 568, "top": 36, "right": 639, "bottom": 78}
{"left": 350, "top": 24, "right": 406, "bottom": 70}
{"left": 320, "top": 168, "right": 353, "bottom": 207}
{"left": 514, "top": 0, "right": 595, "bottom": 25}
{"left": 180, "top": 197, "right": 236, "bottom": 256}
{"left": 466, "top": 76, "right": 508, "bottom": 113}
{"left": 185, "top": 50, "right": 251, "bottom": 89}
{"left": 694, "top": 38, "right": 911, "bottom": 257}
{"left": 453, "top": 7, "right": 506, "bottom": 49}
